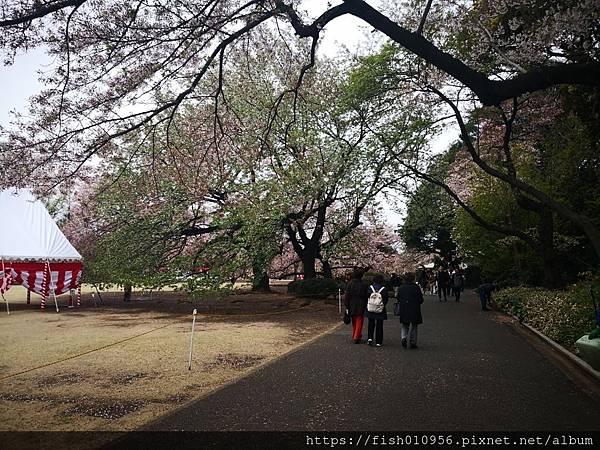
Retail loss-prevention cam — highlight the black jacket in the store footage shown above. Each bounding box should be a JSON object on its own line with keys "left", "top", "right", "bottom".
{"left": 363, "top": 283, "right": 389, "bottom": 320}
{"left": 396, "top": 282, "right": 424, "bottom": 324}
{"left": 344, "top": 279, "right": 368, "bottom": 316}
{"left": 451, "top": 272, "right": 464, "bottom": 288}
{"left": 436, "top": 270, "right": 450, "bottom": 286}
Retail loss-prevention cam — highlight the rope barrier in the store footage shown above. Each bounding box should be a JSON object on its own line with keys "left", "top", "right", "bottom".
{"left": 0, "top": 323, "right": 172, "bottom": 382}
{"left": 0, "top": 303, "right": 312, "bottom": 382}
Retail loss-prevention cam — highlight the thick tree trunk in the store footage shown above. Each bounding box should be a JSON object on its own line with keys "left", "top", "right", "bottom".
{"left": 251, "top": 262, "right": 271, "bottom": 292}
{"left": 506, "top": 210, "right": 522, "bottom": 273}
{"left": 123, "top": 283, "right": 132, "bottom": 302}
{"left": 512, "top": 193, "right": 564, "bottom": 288}
{"left": 538, "top": 209, "right": 563, "bottom": 289}
{"left": 293, "top": 262, "right": 299, "bottom": 281}
{"left": 251, "top": 272, "right": 271, "bottom": 292}
{"left": 322, "top": 259, "right": 333, "bottom": 279}
{"left": 302, "top": 255, "right": 317, "bottom": 279}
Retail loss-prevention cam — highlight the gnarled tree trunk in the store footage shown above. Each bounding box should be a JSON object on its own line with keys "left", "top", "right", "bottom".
{"left": 321, "top": 259, "right": 333, "bottom": 279}
{"left": 302, "top": 254, "right": 317, "bottom": 279}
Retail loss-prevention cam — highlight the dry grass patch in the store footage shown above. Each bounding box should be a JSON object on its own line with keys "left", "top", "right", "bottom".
{"left": 0, "top": 286, "right": 339, "bottom": 431}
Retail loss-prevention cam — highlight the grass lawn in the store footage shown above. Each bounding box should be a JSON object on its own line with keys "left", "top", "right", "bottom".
{"left": 0, "top": 285, "right": 339, "bottom": 432}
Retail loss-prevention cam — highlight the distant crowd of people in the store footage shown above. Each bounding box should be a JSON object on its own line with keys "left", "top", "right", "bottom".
{"left": 343, "top": 267, "right": 496, "bottom": 348}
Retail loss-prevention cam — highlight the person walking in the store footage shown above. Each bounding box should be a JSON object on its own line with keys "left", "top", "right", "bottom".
{"left": 390, "top": 273, "right": 401, "bottom": 299}
{"left": 344, "top": 268, "right": 369, "bottom": 344}
{"left": 477, "top": 282, "right": 496, "bottom": 311}
{"left": 427, "top": 270, "right": 436, "bottom": 295}
{"left": 364, "top": 274, "right": 389, "bottom": 347}
{"left": 451, "top": 268, "right": 465, "bottom": 302}
{"left": 396, "top": 272, "right": 424, "bottom": 349}
{"left": 436, "top": 266, "right": 449, "bottom": 302}
{"left": 417, "top": 270, "right": 427, "bottom": 292}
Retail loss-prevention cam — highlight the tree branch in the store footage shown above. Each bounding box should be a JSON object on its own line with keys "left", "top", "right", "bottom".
{"left": 0, "top": 0, "right": 88, "bottom": 27}
{"left": 397, "top": 157, "right": 538, "bottom": 249}
{"left": 416, "top": 0, "right": 433, "bottom": 35}
{"left": 340, "top": 0, "right": 600, "bottom": 105}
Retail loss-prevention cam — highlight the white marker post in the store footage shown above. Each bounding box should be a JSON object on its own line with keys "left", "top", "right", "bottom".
{"left": 2, "top": 294, "right": 9, "bottom": 315}
{"left": 188, "top": 308, "right": 198, "bottom": 370}
{"left": 338, "top": 289, "right": 342, "bottom": 315}
{"left": 52, "top": 290, "right": 59, "bottom": 313}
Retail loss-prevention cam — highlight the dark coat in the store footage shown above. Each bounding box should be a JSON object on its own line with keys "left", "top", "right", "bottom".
{"left": 396, "top": 282, "right": 424, "bottom": 324}
{"left": 363, "top": 283, "right": 389, "bottom": 321}
{"left": 451, "top": 272, "right": 464, "bottom": 289}
{"left": 477, "top": 283, "right": 496, "bottom": 300}
{"left": 436, "top": 270, "right": 450, "bottom": 286}
{"left": 344, "top": 279, "right": 368, "bottom": 316}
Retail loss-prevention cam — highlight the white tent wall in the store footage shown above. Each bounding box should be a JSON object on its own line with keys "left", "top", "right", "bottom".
{"left": 0, "top": 189, "right": 82, "bottom": 261}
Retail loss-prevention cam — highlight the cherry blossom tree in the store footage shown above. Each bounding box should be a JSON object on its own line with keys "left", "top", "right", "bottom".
{"left": 1, "top": 0, "right": 599, "bottom": 193}
{"left": 3, "top": 0, "right": 599, "bottom": 288}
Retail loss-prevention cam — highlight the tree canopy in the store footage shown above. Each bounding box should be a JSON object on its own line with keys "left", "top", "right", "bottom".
{"left": 2, "top": 0, "right": 599, "bottom": 289}
{"left": 1, "top": 0, "right": 599, "bottom": 190}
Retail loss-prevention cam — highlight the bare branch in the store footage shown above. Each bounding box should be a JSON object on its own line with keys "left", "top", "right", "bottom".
{"left": 0, "top": 0, "right": 87, "bottom": 27}
{"left": 416, "top": 0, "right": 433, "bottom": 35}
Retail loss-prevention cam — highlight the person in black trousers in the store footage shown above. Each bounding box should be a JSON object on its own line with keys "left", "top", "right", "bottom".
{"left": 364, "top": 274, "right": 389, "bottom": 347}
{"left": 436, "top": 266, "right": 449, "bottom": 302}
{"left": 396, "top": 272, "right": 424, "bottom": 349}
{"left": 451, "top": 269, "right": 465, "bottom": 302}
{"left": 477, "top": 282, "right": 496, "bottom": 311}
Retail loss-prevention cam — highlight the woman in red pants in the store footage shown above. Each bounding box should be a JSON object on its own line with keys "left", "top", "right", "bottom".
{"left": 344, "top": 268, "right": 369, "bottom": 344}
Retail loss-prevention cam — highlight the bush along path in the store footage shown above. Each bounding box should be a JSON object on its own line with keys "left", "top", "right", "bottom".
{"left": 494, "top": 281, "right": 599, "bottom": 350}
{"left": 110, "top": 291, "right": 599, "bottom": 439}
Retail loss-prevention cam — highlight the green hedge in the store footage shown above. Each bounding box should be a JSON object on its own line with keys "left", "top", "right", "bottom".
{"left": 494, "top": 281, "right": 598, "bottom": 349}
{"left": 287, "top": 278, "right": 342, "bottom": 298}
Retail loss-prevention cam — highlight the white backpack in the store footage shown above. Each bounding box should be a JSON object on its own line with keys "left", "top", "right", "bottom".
{"left": 367, "top": 285, "right": 385, "bottom": 313}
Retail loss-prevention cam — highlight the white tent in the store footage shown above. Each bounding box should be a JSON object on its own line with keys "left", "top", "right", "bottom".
{"left": 0, "top": 189, "right": 82, "bottom": 261}
{"left": 0, "top": 189, "right": 83, "bottom": 312}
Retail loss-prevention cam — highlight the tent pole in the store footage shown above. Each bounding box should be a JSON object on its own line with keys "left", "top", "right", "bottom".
{"left": 27, "top": 289, "right": 31, "bottom": 304}
{"left": 41, "top": 261, "right": 49, "bottom": 310}
{"left": 1, "top": 259, "right": 9, "bottom": 315}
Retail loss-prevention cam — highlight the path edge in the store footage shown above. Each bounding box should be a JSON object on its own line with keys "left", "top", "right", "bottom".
{"left": 140, "top": 320, "right": 344, "bottom": 431}
{"left": 502, "top": 310, "right": 600, "bottom": 383}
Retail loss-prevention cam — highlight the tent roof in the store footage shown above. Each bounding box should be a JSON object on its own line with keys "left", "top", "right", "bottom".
{"left": 0, "top": 189, "right": 82, "bottom": 262}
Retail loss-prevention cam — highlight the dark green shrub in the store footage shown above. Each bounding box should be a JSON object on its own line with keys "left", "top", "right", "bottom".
{"left": 494, "top": 281, "right": 597, "bottom": 349}
{"left": 287, "top": 278, "right": 341, "bottom": 298}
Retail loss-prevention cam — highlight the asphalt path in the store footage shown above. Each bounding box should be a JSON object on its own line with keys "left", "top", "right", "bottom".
{"left": 142, "top": 291, "right": 599, "bottom": 431}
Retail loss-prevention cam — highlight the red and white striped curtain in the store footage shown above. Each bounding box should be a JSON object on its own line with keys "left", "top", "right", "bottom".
{"left": 0, "top": 261, "right": 83, "bottom": 298}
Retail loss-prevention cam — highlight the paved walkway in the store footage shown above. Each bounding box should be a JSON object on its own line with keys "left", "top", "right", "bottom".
{"left": 144, "top": 292, "right": 599, "bottom": 431}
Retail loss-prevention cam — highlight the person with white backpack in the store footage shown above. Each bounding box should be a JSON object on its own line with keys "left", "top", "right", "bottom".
{"left": 364, "top": 274, "right": 389, "bottom": 347}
